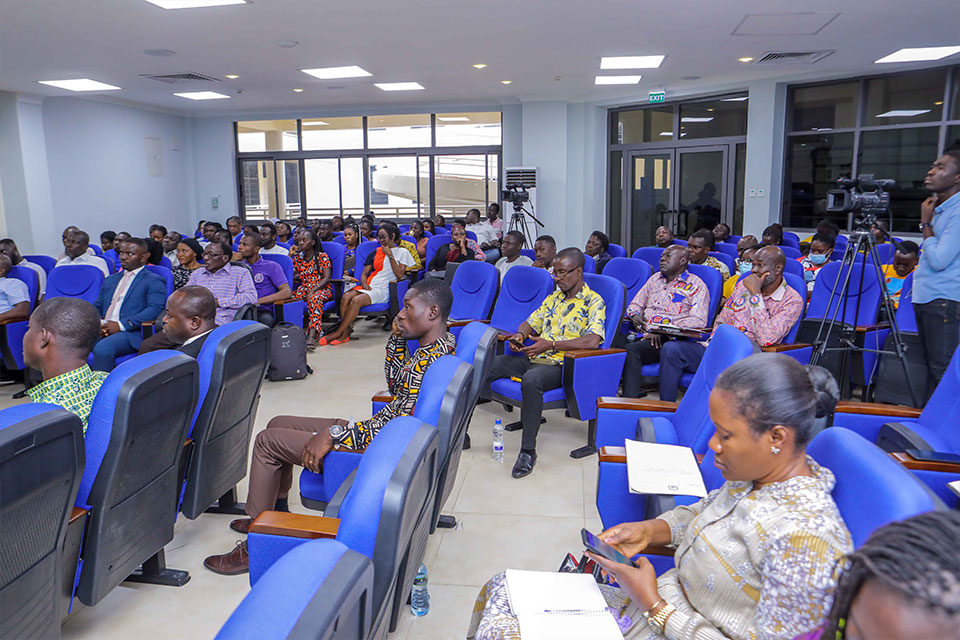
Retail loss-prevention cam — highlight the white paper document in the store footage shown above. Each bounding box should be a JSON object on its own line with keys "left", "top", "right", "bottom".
{"left": 505, "top": 570, "right": 624, "bottom": 640}
{"left": 624, "top": 439, "right": 708, "bottom": 497}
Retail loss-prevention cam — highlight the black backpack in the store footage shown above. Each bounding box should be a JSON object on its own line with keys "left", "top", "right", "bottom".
{"left": 267, "top": 323, "right": 311, "bottom": 381}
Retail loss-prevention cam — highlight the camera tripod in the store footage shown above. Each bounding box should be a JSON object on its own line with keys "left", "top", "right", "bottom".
{"left": 809, "top": 227, "right": 920, "bottom": 407}
{"left": 506, "top": 203, "right": 545, "bottom": 249}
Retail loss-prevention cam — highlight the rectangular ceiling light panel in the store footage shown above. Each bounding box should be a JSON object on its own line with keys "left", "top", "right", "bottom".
{"left": 438, "top": 116, "right": 470, "bottom": 122}
{"left": 595, "top": 75, "right": 642, "bottom": 85}
{"left": 600, "top": 55, "right": 665, "bottom": 69}
{"left": 174, "top": 91, "right": 230, "bottom": 100}
{"left": 38, "top": 79, "right": 121, "bottom": 91}
{"left": 375, "top": 82, "right": 424, "bottom": 91}
{"left": 874, "top": 46, "right": 960, "bottom": 63}
{"left": 145, "top": 0, "right": 248, "bottom": 8}
{"left": 301, "top": 66, "right": 372, "bottom": 79}
{"left": 681, "top": 117, "right": 714, "bottom": 123}
{"left": 875, "top": 109, "right": 930, "bottom": 118}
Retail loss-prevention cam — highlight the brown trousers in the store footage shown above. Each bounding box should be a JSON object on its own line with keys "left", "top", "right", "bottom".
{"left": 245, "top": 415, "right": 348, "bottom": 518}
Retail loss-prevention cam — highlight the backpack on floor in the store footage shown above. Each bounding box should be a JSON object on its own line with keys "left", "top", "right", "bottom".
{"left": 268, "top": 322, "right": 311, "bottom": 381}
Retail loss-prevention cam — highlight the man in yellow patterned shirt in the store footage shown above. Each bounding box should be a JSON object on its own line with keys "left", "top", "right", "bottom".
{"left": 483, "top": 248, "right": 606, "bottom": 478}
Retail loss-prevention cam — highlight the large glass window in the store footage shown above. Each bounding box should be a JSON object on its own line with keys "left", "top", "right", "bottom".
{"left": 301, "top": 117, "right": 363, "bottom": 151}
{"left": 791, "top": 82, "right": 859, "bottom": 132}
{"left": 367, "top": 114, "right": 432, "bottom": 149}
{"left": 614, "top": 108, "right": 674, "bottom": 143}
{"left": 679, "top": 97, "right": 748, "bottom": 139}
{"left": 236, "top": 120, "right": 298, "bottom": 152}
{"left": 436, "top": 112, "right": 502, "bottom": 146}
{"left": 858, "top": 128, "right": 940, "bottom": 227}
{"left": 304, "top": 158, "right": 341, "bottom": 217}
{"left": 433, "top": 154, "right": 498, "bottom": 217}
{"left": 784, "top": 133, "right": 855, "bottom": 230}
{"left": 369, "top": 156, "right": 429, "bottom": 216}
{"left": 864, "top": 68, "right": 947, "bottom": 125}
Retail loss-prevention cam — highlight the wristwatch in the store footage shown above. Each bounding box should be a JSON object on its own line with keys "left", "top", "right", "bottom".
{"left": 919, "top": 222, "right": 932, "bottom": 231}
{"left": 329, "top": 424, "right": 346, "bottom": 439}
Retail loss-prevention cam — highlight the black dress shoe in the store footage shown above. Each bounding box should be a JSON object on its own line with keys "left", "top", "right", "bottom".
{"left": 462, "top": 433, "right": 471, "bottom": 450}
{"left": 511, "top": 451, "right": 537, "bottom": 478}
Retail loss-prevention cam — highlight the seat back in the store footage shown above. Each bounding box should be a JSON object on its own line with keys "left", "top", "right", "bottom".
{"left": 101, "top": 255, "right": 116, "bottom": 274}
{"left": 157, "top": 255, "right": 173, "bottom": 270}
{"left": 894, "top": 272, "right": 917, "bottom": 332}
{"left": 607, "top": 243, "right": 627, "bottom": 258}
{"left": 488, "top": 265, "right": 555, "bottom": 333}
{"left": 455, "top": 322, "right": 500, "bottom": 411}
{"left": 916, "top": 345, "right": 960, "bottom": 449}
{"left": 22, "top": 255, "right": 56, "bottom": 275}
{"left": 320, "top": 242, "right": 345, "bottom": 280}
{"left": 424, "top": 234, "right": 452, "bottom": 270}
{"left": 1, "top": 266, "right": 40, "bottom": 370}
{"left": 782, "top": 231, "right": 800, "bottom": 248}
{"left": 808, "top": 427, "right": 936, "bottom": 547}
{"left": 260, "top": 253, "right": 295, "bottom": 288}
{"left": 181, "top": 321, "right": 271, "bottom": 519}
{"left": 687, "top": 263, "right": 723, "bottom": 325}
{"left": 46, "top": 265, "right": 104, "bottom": 304}
{"left": 145, "top": 264, "right": 174, "bottom": 298}
{"left": 353, "top": 241, "right": 381, "bottom": 280}
{"left": 783, "top": 258, "right": 804, "bottom": 279}
{"left": 714, "top": 242, "right": 739, "bottom": 260}
{"left": 583, "top": 255, "right": 597, "bottom": 273}
{"left": 103, "top": 249, "right": 119, "bottom": 272}
{"left": 8, "top": 265, "right": 39, "bottom": 309}
{"left": 76, "top": 351, "right": 199, "bottom": 606}
{"left": 708, "top": 251, "right": 735, "bottom": 274}
{"left": 803, "top": 261, "right": 882, "bottom": 327}
{"left": 602, "top": 258, "right": 652, "bottom": 307}
{"left": 449, "top": 260, "right": 499, "bottom": 321}
{"left": 217, "top": 540, "right": 374, "bottom": 640}
{"left": 0, "top": 405, "right": 84, "bottom": 640}
{"left": 583, "top": 274, "right": 626, "bottom": 349}
{"left": 631, "top": 247, "right": 664, "bottom": 271}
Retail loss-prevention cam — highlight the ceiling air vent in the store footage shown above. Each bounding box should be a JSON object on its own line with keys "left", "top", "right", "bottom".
{"left": 753, "top": 51, "right": 834, "bottom": 64}
{"left": 140, "top": 72, "right": 221, "bottom": 84}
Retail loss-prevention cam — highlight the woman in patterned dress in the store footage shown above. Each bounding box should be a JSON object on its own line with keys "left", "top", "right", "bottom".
{"left": 172, "top": 238, "right": 203, "bottom": 290}
{"left": 290, "top": 228, "right": 333, "bottom": 350}
{"left": 469, "top": 354, "right": 852, "bottom": 640}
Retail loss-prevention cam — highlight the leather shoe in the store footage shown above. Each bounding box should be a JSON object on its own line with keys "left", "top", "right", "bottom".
{"left": 203, "top": 540, "right": 249, "bottom": 575}
{"left": 462, "top": 433, "right": 471, "bottom": 450}
{"left": 511, "top": 451, "right": 537, "bottom": 478}
{"left": 229, "top": 517, "right": 251, "bottom": 534}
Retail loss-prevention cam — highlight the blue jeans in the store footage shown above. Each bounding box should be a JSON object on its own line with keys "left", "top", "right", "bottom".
{"left": 92, "top": 331, "right": 140, "bottom": 371}
{"left": 659, "top": 340, "right": 706, "bottom": 402}
{"left": 914, "top": 298, "right": 960, "bottom": 400}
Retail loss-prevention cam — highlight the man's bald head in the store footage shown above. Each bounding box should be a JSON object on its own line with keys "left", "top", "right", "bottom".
{"left": 755, "top": 244, "right": 786, "bottom": 268}
{"left": 170, "top": 286, "right": 217, "bottom": 322}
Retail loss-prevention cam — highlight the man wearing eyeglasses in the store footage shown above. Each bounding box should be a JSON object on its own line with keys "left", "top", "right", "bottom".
{"left": 187, "top": 240, "right": 257, "bottom": 326}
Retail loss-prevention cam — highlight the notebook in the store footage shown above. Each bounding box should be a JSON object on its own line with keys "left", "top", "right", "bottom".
{"left": 505, "top": 569, "right": 624, "bottom": 640}
{"left": 625, "top": 439, "right": 708, "bottom": 497}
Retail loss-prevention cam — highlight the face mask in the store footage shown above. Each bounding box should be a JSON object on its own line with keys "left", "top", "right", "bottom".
{"left": 809, "top": 253, "right": 828, "bottom": 265}
{"left": 737, "top": 262, "right": 752, "bottom": 275}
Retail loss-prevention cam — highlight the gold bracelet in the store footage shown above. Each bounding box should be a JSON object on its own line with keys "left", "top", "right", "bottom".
{"left": 650, "top": 603, "right": 676, "bottom": 633}
{"left": 641, "top": 598, "right": 666, "bottom": 619}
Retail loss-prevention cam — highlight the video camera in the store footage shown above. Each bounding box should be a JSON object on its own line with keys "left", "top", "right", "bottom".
{"left": 825, "top": 174, "right": 895, "bottom": 230}
{"left": 501, "top": 184, "right": 530, "bottom": 211}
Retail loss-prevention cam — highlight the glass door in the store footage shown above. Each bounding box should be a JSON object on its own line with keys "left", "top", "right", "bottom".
{"left": 626, "top": 151, "right": 673, "bottom": 250}
{"left": 675, "top": 146, "right": 727, "bottom": 238}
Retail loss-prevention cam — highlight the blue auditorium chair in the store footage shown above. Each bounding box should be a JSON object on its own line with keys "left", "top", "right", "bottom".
{"left": 489, "top": 273, "right": 627, "bottom": 458}
{"left": 353, "top": 240, "right": 409, "bottom": 320}
{"left": 46, "top": 265, "right": 105, "bottom": 304}
{"left": 65, "top": 351, "right": 199, "bottom": 608}
{"left": 400, "top": 234, "right": 416, "bottom": 246}
{"left": 464, "top": 229, "right": 478, "bottom": 242}
{"left": 261, "top": 253, "right": 306, "bottom": 329}
{"left": 0, "top": 265, "right": 39, "bottom": 373}
{"left": 782, "top": 231, "right": 801, "bottom": 249}
{"left": 583, "top": 255, "right": 597, "bottom": 273}
{"left": 0, "top": 405, "right": 84, "bottom": 639}
{"left": 783, "top": 257, "right": 804, "bottom": 279}
{"left": 248, "top": 416, "right": 439, "bottom": 638}
{"left": 424, "top": 234, "right": 453, "bottom": 271}
{"left": 101, "top": 254, "right": 116, "bottom": 274}
{"left": 714, "top": 242, "right": 738, "bottom": 260}
{"left": 446, "top": 260, "right": 499, "bottom": 338}
{"left": 179, "top": 321, "right": 271, "bottom": 519}
{"left": 314, "top": 241, "right": 346, "bottom": 318}
{"left": 398, "top": 224, "right": 411, "bottom": 234}
{"left": 602, "top": 258, "right": 653, "bottom": 335}
{"left": 145, "top": 264, "right": 174, "bottom": 298}
{"left": 673, "top": 238, "right": 688, "bottom": 246}
{"left": 520, "top": 248, "right": 536, "bottom": 260}
{"left": 90, "top": 244, "right": 103, "bottom": 256}
{"left": 331, "top": 235, "right": 347, "bottom": 246}
{"left": 485, "top": 265, "right": 554, "bottom": 338}
{"left": 158, "top": 255, "right": 173, "bottom": 270}
{"left": 708, "top": 250, "right": 735, "bottom": 274}
{"left": 23, "top": 254, "right": 56, "bottom": 275}
{"left": 779, "top": 245, "right": 802, "bottom": 260}
{"left": 608, "top": 243, "right": 627, "bottom": 258}
{"left": 631, "top": 246, "right": 664, "bottom": 271}
{"left": 217, "top": 539, "right": 373, "bottom": 640}
{"left": 103, "top": 248, "right": 119, "bottom": 271}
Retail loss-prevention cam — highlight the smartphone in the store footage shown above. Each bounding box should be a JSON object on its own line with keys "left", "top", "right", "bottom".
{"left": 581, "top": 528, "right": 637, "bottom": 567}
{"left": 508, "top": 337, "right": 525, "bottom": 350}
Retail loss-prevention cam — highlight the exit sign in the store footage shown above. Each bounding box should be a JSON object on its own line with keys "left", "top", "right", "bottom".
{"left": 649, "top": 90, "right": 666, "bottom": 103}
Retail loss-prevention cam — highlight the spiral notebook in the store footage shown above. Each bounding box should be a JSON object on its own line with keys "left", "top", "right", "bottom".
{"left": 505, "top": 570, "right": 624, "bottom": 640}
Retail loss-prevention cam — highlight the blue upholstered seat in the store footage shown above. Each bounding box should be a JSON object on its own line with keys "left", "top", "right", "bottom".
{"left": 0, "top": 265, "right": 39, "bottom": 371}
{"left": 487, "top": 265, "right": 555, "bottom": 335}
{"left": 22, "top": 254, "right": 56, "bottom": 275}
{"left": 46, "top": 264, "right": 105, "bottom": 304}
{"left": 448, "top": 260, "right": 499, "bottom": 332}
{"left": 630, "top": 247, "right": 663, "bottom": 272}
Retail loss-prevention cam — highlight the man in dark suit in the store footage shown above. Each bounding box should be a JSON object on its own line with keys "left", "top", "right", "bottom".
{"left": 91, "top": 237, "right": 166, "bottom": 371}
{"left": 160, "top": 286, "right": 217, "bottom": 357}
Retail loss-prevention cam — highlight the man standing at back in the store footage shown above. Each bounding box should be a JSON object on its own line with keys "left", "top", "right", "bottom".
{"left": 914, "top": 149, "right": 960, "bottom": 399}
{"left": 91, "top": 238, "right": 166, "bottom": 371}
{"left": 188, "top": 240, "right": 257, "bottom": 326}
{"left": 57, "top": 230, "right": 110, "bottom": 277}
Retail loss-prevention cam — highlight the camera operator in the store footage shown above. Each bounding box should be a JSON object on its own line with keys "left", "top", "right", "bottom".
{"left": 914, "top": 149, "right": 960, "bottom": 400}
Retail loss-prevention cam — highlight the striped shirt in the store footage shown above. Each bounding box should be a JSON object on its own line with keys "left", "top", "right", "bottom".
{"left": 187, "top": 263, "right": 257, "bottom": 325}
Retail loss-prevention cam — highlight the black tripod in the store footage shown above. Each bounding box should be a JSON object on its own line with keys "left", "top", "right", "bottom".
{"left": 810, "top": 228, "right": 920, "bottom": 406}
{"left": 506, "top": 203, "right": 544, "bottom": 249}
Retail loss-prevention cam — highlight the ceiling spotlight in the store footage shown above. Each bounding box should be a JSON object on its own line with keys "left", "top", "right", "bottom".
{"left": 600, "top": 55, "right": 665, "bottom": 69}
{"left": 875, "top": 46, "right": 960, "bottom": 64}
{"left": 144, "top": 0, "right": 247, "bottom": 8}
{"left": 225, "top": 74, "right": 239, "bottom": 79}
{"left": 595, "top": 75, "right": 642, "bottom": 85}
{"left": 174, "top": 91, "right": 230, "bottom": 100}
{"left": 501, "top": 80, "right": 512, "bottom": 85}
{"left": 375, "top": 82, "right": 424, "bottom": 91}
{"left": 935, "top": 101, "right": 944, "bottom": 106}
{"left": 473, "top": 63, "right": 487, "bottom": 69}
{"left": 738, "top": 57, "right": 754, "bottom": 63}
{"left": 38, "top": 79, "right": 121, "bottom": 91}
{"left": 293, "top": 88, "right": 304, "bottom": 92}
{"left": 301, "top": 65, "right": 371, "bottom": 80}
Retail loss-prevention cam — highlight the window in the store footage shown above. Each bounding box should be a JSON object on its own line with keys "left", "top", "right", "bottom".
{"left": 304, "top": 158, "right": 341, "bottom": 216}
{"left": 436, "top": 112, "right": 502, "bottom": 146}
{"left": 369, "top": 156, "right": 428, "bottom": 216}
{"left": 784, "top": 133, "right": 855, "bottom": 230}
{"left": 791, "top": 82, "right": 859, "bottom": 132}
{"left": 301, "top": 117, "right": 363, "bottom": 151}
{"left": 614, "top": 108, "right": 674, "bottom": 143}
{"left": 433, "top": 154, "right": 498, "bottom": 217}
{"left": 679, "top": 98, "right": 748, "bottom": 139}
{"left": 859, "top": 128, "right": 940, "bottom": 227}
{"left": 864, "top": 68, "right": 946, "bottom": 125}
{"left": 236, "top": 120, "right": 298, "bottom": 152}
{"left": 367, "top": 114, "right": 431, "bottom": 149}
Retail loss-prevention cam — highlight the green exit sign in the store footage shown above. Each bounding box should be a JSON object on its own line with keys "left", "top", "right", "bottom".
{"left": 649, "top": 90, "right": 666, "bottom": 103}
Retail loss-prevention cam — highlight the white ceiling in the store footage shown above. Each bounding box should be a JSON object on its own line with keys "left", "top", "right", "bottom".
{"left": 1, "top": 0, "right": 957, "bottom": 115}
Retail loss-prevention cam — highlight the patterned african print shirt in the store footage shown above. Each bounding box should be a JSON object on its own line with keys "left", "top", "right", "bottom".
{"left": 627, "top": 269, "right": 710, "bottom": 330}
{"left": 709, "top": 279, "right": 803, "bottom": 347}
{"left": 28, "top": 365, "right": 108, "bottom": 434}
{"left": 702, "top": 254, "right": 730, "bottom": 279}
{"left": 331, "top": 331, "right": 456, "bottom": 449}
{"left": 525, "top": 283, "right": 606, "bottom": 364}
{"left": 400, "top": 240, "right": 423, "bottom": 273}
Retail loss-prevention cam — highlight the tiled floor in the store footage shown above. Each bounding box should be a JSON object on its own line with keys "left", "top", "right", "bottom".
{"left": 0, "top": 320, "right": 605, "bottom": 640}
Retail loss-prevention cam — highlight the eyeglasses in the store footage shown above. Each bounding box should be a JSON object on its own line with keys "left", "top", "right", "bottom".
{"left": 553, "top": 267, "right": 581, "bottom": 278}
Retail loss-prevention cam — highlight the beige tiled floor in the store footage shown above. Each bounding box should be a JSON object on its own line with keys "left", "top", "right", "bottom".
{"left": 0, "top": 320, "right": 604, "bottom": 640}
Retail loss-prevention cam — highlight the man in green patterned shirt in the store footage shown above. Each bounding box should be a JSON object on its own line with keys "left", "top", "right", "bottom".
{"left": 24, "top": 298, "right": 107, "bottom": 433}
{"left": 482, "top": 247, "right": 606, "bottom": 478}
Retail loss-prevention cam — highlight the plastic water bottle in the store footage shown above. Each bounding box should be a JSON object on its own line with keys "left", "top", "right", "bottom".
{"left": 492, "top": 419, "right": 504, "bottom": 462}
{"left": 411, "top": 563, "right": 430, "bottom": 616}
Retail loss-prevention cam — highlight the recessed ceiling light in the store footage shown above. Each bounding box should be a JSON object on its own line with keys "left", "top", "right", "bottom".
{"left": 707, "top": 108, "right": 715, "bottom": 112}
{"left": 501, "top": 80, "right": 512, "bottom": 85}
{"left": 595, "top": 75, "right": 642, "bottom": 85}
{"left": 600, "top": 55, "right": 665, "bottom": 69}
{"left": 144, "top": 0, "right": 247, "bottom": 8}
{"left": 935, "top": 101, "right": 944, "bottom": 106}
{"left": 473, "top": 63, "right": 487, "bottom": 69}
{"left": 301, "top": 65, "right": 371, "bottom": 80}
{"left": 875, "top": 109, "right": 930, "bottom": 118}
{"left": 375, "top": 82, "right": 424, "bottom": 91}
{"left": 174, "top": 91, "right": 230, "bottom": 100}
{"left": 722, "top": 96, "right": 749, "bottom": 102}
{"left": 224, "top": 74, "right": 239, "bottom": 79}
{"left": 38, "top": 79, "right": 121, "bottom": 91}
{"left": 438, "top": 116, "right": 470, "bottom": 122}
{"left": 293, "top": 88, "right": 304, "bottom": 92}
{"left": 275, "top": 40, "right": 299, "bottom": 49}
{"left": 143, "top": 48, "right": 176, "bottom": 57}
{"left": 681, "top": 117, "right": 715, "bottom": 123}
{"left": 875, "top": 46, "right": 960, "bottom": 64}
{"left": 738, "top": 57, "right": 754, "bottom": 63}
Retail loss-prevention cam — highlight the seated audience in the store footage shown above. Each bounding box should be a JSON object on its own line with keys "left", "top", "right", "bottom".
{"left": 56, "top": 229, "right": 110, "bottom": 276}
{"left": 800, "top": 231, "right": 836, "bottom": 292}
{"left": 56, "top": 225, "right": 95, "bottom": 259}
{"left": 0, "top": 254, "right": 31, "bottom": 321}
{"left": 226, "top": 216, "right": 243, "bottom": 243}
{"left": 24, "top": 297, "right": 107, "bottom": 432}
{"left": 140, "top": 286, "right": 217, "bottom": 357}
{"left": 238, "top": 233, "right": 291, "bottom": 328}
{"left": 481, "top": 248, "right": 605, "bottom": 478}
{"left": 584, "top": 229, "right": 613, "bottom": 273}
{"left": 331, "top": 215, "right": 343, "bottom": 232}
{"left": 194, "top": 220, "right": 206, "bottom": 239}
{"left": 359, "top": 218, "right": 376, "bottom": 242}
{"left": 316, "top": 219, "right": 335, "bottom": 243}
{"left": 451, "top": 220, "right": 486, "bottom": 260}
{"left": 0, "top": 238, "right": 46, "bottom": 295}
{"left": 188, "top": 240, "right": 257, "bottom": 326}
{"left": 324, "top": 222, "right": 415, "bottom": 345}
{"left": 427, "top": 223, "right": 476, "bottom": 275}
{"left": 199, "top": 221, "right": 220, "bottom": 247}
{"left": 659, "top": 246, "right": 803, "bottom": 401}
{"left": 433, "top": 213, "right": 447, "bottom": 230}
{"left": 398, "top": 234, "right": 423, "bottom": 274}
{"left": 149, "top": 224, "right": 167, "bottom": 244}
{"left": 687, "top": 229, "right": 730, "bottom": 279}
{"left": 421, "top": 218, "right": 436, "bottom": 235}
{"left": 802, "top": 218, "right": 841, "bottom": 244}
{"left": 487, "top": 203, "right": 504, "bottom": 240}
{"left": 470, "top": 354, "right": 849, "bottom": 640}
{"left": 257, "top": 222, "right": 288, "bottom": 255}
{"left": 532, "top": 234, "right": 557, "bottom": 273}
{"left": 91, "top": 237, "right": 167, "bottom": 371}
{"left": 871, "top": 218, "right": 891, "bottom": 245}
{"left": 465, "top": 207, "right": 500, "bottom": 262}
{"left": 202, "top": 279, "right": 455, "bottom": 575}
{"left": 276, "top": 221, "right": 293, "bottom": 245}
{"left": 621, "top": 245, "right": 709, "bottom": 399}
{"left": 761, "top": 223, "right": 783, "bottom": 247}
{"left": 813, "top": 510, "right": 960, "bottom": 640}
{"left": 655, "top": 225, "right": 675, "bottom": 248}
{"left": 882, "top": 240, "right": 919, "bottom": 308}
{"left": 100, "top": 230, "right": 117, "bottom": 253}
{"left": 114, "top": 231, "right": 132, "bottom": 249}
{"left": 289, "top": 229, "right": 333, "bottom": 350}
{"left": 409, "top": 220, "right": 429, "bottom": 259}
{"left": 342, "top": 223, "right": 361, "bottom": 273}
{"left": 723, "top": 239, "right": 760, "bottom": 299}
{"left": 712, "top": 222, "right": 732, "bottom": 244}
{"left": 145, "top": 237, "right": 165, "bottom": 266}
{"left": 162, "top": 231, "right": 182, "bottom": 266}
{"left": 495, "top": 231, "right": 533, "bottom": 279}
{"left": 173, "top": 238, "right": 203, "bottom": 290}
{"left": 295, "top": 216, "right": 308, "bottom": 231}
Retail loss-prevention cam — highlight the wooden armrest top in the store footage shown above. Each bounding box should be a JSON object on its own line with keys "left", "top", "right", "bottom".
{"left": 0, "top": 316, "right": 29, "bottom": 326}
{"left": 371, "top": 392, "right": 394, "bottom": 403}
{"left": 332, "top": 445, "right": 366, "bottom": 454}
{"left": 834, "top": 400, "right": 922, "bottom": 418}
{"left": 890, "top": 451, "right": 960, "bottom": 474}
{"left": 184, "top": 438, "right": 193, "bottom": 447}
{"left": 857, "top": 323, "right": 890, "bottom": 332}
{"left": 274, "top": 297, "right": 299, "bottom": 305}
{"left": 562, "top": 348, "right": 625, "bottom": 360}
{"left": 70, "top": 507, "right": 88, "bottom": 524}
{"left": 761, "top": 342, "right": 811, "bottom": 352}
{"left": 597, "top": 396, "right": 679, "bottom": 412}
{"left": 249, "top": 511, "right": 340, "bottom": 539}
{"left": 598, "top": 446, "right": 626, "bottom": 464}
{"left": 140, "top": 320, "right": 155, "bottom": 327}
{"left": 643, "top": 545, "right": 676, "bottom": 557}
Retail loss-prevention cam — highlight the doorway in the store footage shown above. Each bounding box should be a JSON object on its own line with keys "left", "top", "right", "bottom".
{"left": 238, "top": 158, "right": 302, "bottom": 220}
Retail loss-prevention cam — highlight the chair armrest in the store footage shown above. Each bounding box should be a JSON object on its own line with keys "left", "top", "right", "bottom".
{"left": 448, "top": 319, "right": 488, "bottom": 328}
{"left": 598, "top": 446, "right": 626, "bottom": 464}
{"left": 596, "top": 397, "right": 679, "bottom": 412}
{"left": 371, "top": 390, "right": 394, "bottom": 403}
{"left": 643, "top": 545, "right": 676, "bottom": 557}
{"left": 70, "top": 506, "right": 88, "bottom": 524}
{"left": 332, "top": 445, "right": 366, "bottom": 454}
{"left": 857, "top": 323, "right": 890, "bottom": 332}
{"left": 0, "top": 316, "right": 29, "bottom": 326}
{"left": 762, "top": 342, "right": 811, "bottom": 353}
{"left": 562, "top": 348, "right": 626, "bottom": 359}
{"left": 141, "top": 321, "right": 155, "bottom": 327}
{"left": 890, "top": 451, "right": 960, "bottom": 474}
{"left": 249, "top": 511, "right": 340, "bottom": 539}
{"left": 834, "top": 401, "right": 923, "bottom": 419}
{"left": 274, "top": 297, "right": 300, "bottom": 305}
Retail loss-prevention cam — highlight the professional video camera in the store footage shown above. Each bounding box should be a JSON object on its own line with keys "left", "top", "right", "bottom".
{"left": 501, "top": 184, "right": 530, "bottom": 211}
{"left": 825, "top": 174, "right": 895, "bottom": 230}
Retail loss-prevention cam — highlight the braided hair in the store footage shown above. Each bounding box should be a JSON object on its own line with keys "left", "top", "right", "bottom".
{"left": 298, "top": 228, "right": 326, "bottom": 274}
{"left": 825, "top": 510, "right": 960, "bottom": 638}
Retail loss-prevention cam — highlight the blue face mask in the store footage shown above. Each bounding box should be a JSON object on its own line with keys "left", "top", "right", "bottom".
{"left": 809, "top": 253, "right": 828, "bottom": 265}
{"left": 737, "top": 261, "right": 752, "bottom": 275}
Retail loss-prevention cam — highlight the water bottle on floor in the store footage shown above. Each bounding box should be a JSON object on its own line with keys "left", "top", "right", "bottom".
{"left": 492, "top": 418, "right": 504, "bottom": 462}
{"left": 411, "top": 563, "right": 430, "bottom": 616}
